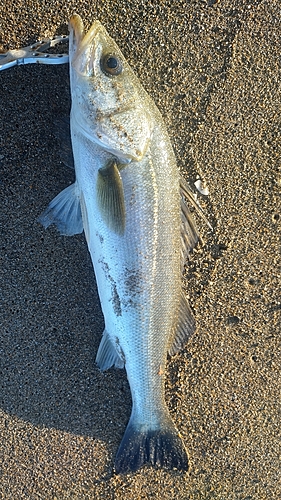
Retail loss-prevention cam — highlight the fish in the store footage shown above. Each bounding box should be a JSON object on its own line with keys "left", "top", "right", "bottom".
{"left": 39, "top": 14, "right": 205, "bottom": 474}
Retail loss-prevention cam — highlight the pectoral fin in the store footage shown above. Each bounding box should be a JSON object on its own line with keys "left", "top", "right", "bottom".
{"left": 96, "top": 162, "right": 126, "bottom": 235}
{"left": 38, "top": 182, "right": 83, "bottom": 236}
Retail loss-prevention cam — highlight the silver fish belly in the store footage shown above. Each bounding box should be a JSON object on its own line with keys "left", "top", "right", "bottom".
{"left": 39, "top": 14, "right": 200, "bottom": 474}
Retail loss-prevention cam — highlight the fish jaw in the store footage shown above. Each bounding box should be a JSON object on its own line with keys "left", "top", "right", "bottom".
{"left": 68, "top": 14, "right": 85, "bottom": 64}
{"left": 68, "top": 14, "right": 152, "bottom": 161}
{"left": 69, "top": 15, "right": 102, "bottom": 78}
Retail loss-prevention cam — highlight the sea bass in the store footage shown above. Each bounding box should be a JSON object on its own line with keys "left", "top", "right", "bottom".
{"left": 40, "top": 14, "right": 201, "bottom": 474}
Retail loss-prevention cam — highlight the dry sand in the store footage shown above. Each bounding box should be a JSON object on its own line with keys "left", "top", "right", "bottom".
{"left": 0, "top": 1, "right": 280, "bottom": 498}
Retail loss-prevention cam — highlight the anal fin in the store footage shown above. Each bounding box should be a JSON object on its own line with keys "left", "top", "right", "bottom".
{"left": 96, "top": 329, "right": 125, "bottom": 370}
{"left": 169, "top": 294, "right": 196, "bottom": 356}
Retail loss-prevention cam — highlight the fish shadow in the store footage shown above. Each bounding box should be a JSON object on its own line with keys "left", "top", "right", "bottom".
{"left": 0, "top": 63, "right": 131, "bottom": 448}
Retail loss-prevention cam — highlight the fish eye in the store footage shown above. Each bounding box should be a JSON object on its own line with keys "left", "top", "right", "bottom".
{"left": 101, "top": 54, "right": 123, "bottom": 77}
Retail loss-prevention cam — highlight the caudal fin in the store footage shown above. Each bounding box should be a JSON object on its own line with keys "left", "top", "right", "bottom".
{"left": 114, "top": 415, "right": 188, "bottom": 474}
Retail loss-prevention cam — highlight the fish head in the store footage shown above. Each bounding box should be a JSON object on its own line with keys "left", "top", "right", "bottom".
{"left": 69, "top": 15, "right": 152, "bottom": 162}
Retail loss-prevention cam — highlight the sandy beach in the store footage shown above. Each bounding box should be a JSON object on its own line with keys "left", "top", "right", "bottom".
{"left": 0, "top": 1, "right": 280, "bottom": 498}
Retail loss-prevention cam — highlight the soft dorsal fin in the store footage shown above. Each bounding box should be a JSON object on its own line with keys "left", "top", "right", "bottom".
{"left": 38, "top": 182, "right": 83, "bottom": 236}
{"left": 96, "top": 161, "right": 126, "bottom": 235}
{"left": 169, "top": 293, "right": 196, "bottom": 356}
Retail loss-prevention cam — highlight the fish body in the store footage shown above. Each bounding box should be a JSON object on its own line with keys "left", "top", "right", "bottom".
{"left": 40, "top": 14, "right": 200, "bottom": 473}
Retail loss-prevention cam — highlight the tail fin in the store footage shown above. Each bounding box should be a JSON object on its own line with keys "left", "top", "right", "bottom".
{"left": 114, "top": 414, "right": 188, "bottom": 474}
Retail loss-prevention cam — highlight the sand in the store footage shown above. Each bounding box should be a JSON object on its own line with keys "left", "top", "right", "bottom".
{"left": 0, "top": 1, "right": 280, "bottom": 498}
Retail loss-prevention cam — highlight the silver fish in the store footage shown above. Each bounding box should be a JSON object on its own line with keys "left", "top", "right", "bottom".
{"left": 39, "top": 14, "right": 202, "bottom": 474}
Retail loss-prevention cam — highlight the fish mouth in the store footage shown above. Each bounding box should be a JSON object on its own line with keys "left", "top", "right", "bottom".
{"left": 69, "top": 14, "right": 104, "bottom": 76}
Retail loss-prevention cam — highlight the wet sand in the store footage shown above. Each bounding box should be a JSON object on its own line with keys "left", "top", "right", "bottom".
{"left": 0, "top": 1, "right": 280, "bottom": 498}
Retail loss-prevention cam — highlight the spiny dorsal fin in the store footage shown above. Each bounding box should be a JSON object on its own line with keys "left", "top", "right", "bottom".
{"left": 169, "top": 293, "right": 196, "bottom": 356}
{"left": 181, "top": 197, "right": 201, "bottom": 261}
{"left": 180, "top": 176, "right": 213, "bottom": 230}
{"left": 96, "top": 161, "right": 126, "bottom": 235}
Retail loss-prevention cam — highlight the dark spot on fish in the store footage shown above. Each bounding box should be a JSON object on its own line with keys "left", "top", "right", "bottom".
{"left": 115, "top": 337, "right": 126, "bottom": 363}
{"left": 100, "top": 260, "right": 109, "bottom": 273}
{"left": 100, "top": 259, "right": 122, "bottom": 316}
{"left": 130, "top": 186, "right": 136, "bottom": 206}
{"left": 123, "top": 268, "right": 143, "bottom": 297}
{"left": 111, "top": 282, "right": 122, "bottom": 317}
{"left": 96, "top": 231, "right": 104, "bottom": 244}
